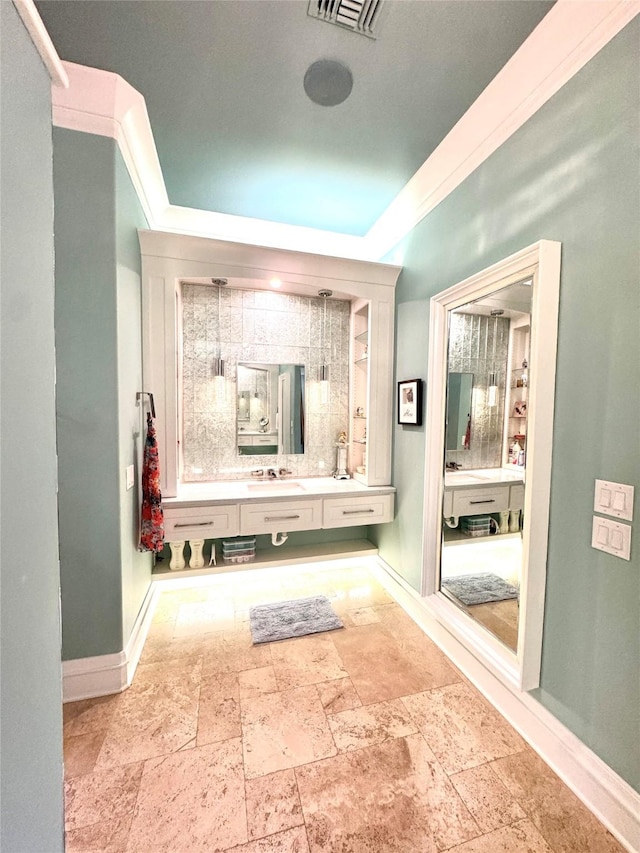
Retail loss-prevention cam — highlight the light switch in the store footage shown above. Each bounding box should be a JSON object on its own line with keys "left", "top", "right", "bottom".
{"left": 594, "top": 480, "right": 634, "bottom": 521}
{"left": 591, "top": 516, "right": 631, "bottom": 560}
{"left": 126, "top": 465, "right": 135, "bottom": 491}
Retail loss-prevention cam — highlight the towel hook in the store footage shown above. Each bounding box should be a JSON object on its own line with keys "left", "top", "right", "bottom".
{"left": 136, "top": 391, "right": 156, "bottom": 418}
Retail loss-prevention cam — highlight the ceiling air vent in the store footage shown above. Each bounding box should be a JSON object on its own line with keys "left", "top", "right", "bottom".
{"left": 307, "top": 0, "right": 384, "bottom": 39}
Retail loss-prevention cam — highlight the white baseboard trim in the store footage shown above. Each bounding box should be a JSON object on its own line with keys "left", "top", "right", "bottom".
{"left": 62, "top": 582, "right": 158, "bottom": 703}
{"left": 372, "top": 557, "right": 640, "bottom": 853}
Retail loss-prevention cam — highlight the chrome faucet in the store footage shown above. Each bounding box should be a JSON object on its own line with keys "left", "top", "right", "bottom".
{"left": 266, "top": 468, "right": 278, "bottom": 479}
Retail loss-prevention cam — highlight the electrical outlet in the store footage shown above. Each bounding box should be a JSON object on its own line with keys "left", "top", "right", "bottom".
{"left": 591, "top": 516, "right": 631, "bottom": 560}
{"left": 126, "top": 465, "right": 135, "bottom": 490}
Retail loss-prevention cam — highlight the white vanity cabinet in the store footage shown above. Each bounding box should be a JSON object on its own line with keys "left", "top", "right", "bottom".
{"left": 450, "top": 485, "right": 510, "bottom": 517}
{"left": 323, "top": 493, "right": 394, "bottom": 527}
{"left": 162, "top": 479, "right": 395, "bottom": 570}
{"left": 237, "top": 433, "right": 278, "bottom": 447}
{"left": 164, "top": 504, "right": 239, "bottom": 540}
{"left": 240, "top": 499, "right": 323, "bottom": 535}
{"left": 443, "top": 471, "right": 524, "bottom": 526}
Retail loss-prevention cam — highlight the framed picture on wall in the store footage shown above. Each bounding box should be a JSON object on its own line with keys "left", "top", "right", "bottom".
{"left": 398, "top": 378, "right": 423, "bottom": 426}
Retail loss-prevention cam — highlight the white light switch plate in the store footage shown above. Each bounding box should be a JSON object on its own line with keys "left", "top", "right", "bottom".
{"left": 126, "top": 465, "right": 135, "bottom": 490}
{"left": 591, "top": 516, "right": 631, "bottom": 560}
{"left": 594, "top": 479, "right": 634, "bottom": 521}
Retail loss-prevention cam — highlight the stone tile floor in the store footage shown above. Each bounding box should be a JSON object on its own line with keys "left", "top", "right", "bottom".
{"left": 63, "top": 560, "right": 623, "bottom": 852}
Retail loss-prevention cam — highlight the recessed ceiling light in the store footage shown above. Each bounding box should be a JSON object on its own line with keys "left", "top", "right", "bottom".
{"left": 304, "top": 59, "right": 353, "bottom": 107}
{"left": 270, "top": 278, "right": 282, "bottom": 288}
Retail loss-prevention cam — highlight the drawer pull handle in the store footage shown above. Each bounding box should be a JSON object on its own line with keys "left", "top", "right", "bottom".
{"left": 264, "top": 514, "right": 300, "bottom": 522}
{"left": 174, "top": 521, "right": 214, "bottom": 528}
{"left": 469, "top": 499, "right": 496, "bottom": 505}
{"left": 342, "top": 508, "right": 376, "bottom": 515}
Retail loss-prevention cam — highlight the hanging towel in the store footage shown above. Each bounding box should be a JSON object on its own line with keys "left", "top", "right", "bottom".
{"left": 139, "top": 412, "right": 165, "bottom": 553}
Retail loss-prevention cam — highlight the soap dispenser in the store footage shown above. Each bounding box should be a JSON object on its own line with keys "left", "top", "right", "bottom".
{"left": 511, "top": 440, "right": 521, "bottom": 465}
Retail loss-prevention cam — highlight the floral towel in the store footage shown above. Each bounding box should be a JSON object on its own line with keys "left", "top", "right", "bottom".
{"left": 139, "top": 412, "right": 164, "bottom": 552}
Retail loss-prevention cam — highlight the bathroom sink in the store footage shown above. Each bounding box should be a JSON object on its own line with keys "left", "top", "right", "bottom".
{"left": 246, "top": 481, "right": 305, "bottom": 493}
{"left": 445, "top": 472, "right": 487, "bottom": 482}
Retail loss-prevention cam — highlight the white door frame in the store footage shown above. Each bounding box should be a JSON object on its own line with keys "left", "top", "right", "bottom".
{"left": 421, "top": 240, "right": 561, "bottom": 691}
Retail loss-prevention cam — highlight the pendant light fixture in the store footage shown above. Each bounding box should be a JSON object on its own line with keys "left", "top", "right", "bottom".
{"left": 318, "top": 289, "right": 332, "bottom": 405}
{"left": 212, "top": 278, "right": 227, "bottom": 404}
{"left": 487, "top": 372, "right": 498, "bottom": 407}
{"left": 488, "top": 308, "right": 502, "bottom": 408}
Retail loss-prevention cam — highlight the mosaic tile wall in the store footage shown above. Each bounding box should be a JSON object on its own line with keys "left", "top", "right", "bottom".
{"left": 181, "top": 285, "right": 350, "bottom": 481}
{"left": 445, "top": 312, "right": 510, "bottom": 470}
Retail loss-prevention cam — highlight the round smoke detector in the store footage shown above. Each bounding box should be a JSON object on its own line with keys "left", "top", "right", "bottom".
{"left": 304, "top": 59, "right": 353, "bottom": 107}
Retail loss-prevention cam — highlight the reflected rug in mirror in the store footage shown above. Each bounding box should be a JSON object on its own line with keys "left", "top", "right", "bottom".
{"left": 249, "top": 595, "right": 344, "bottom": 644}
{"left": 442, "top": 573, "right": 519, "bottom": 606}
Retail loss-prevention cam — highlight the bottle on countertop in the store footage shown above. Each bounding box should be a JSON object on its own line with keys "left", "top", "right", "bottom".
{"left": 511, "top": 440, "right": 521, "bottom": 465}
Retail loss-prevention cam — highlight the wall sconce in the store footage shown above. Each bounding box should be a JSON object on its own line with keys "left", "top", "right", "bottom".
{"left": 212, "top": 278, "right": 227, "bottom": 404}
{"left": 319, "top": 289, "right": 332, "bottom": 405}
{"left": 488, "top": 372, "right": 498, "bottom": 407}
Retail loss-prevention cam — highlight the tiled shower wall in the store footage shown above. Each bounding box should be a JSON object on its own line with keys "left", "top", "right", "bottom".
{"left": 181, "top": 285, "right": 350, "bottom": 481}
{"left": 445, "top": 312, "right": 510, "bottom": 470}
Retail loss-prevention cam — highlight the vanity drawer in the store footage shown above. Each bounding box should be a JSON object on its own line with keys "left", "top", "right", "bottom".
{"left": 253, "top": 434, "right": 277, "bottom": 446}
{"left": 452, "top": 485, "right": 509, "bottom": 516}
{"left": 164, "top": 505, "right": 239, "bottom": 540}
{"left": 240, "top": 499, "right": 323, "bottom": 534}
{"left": 323, "top": 494, "right": 394, "bottom": 528}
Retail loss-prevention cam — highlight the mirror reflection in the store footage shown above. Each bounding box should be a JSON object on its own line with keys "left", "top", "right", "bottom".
{"left": 236, "top": 362, "right": 305, "bottom": 456}
{"left": 445, "top": 372, "right": 473, "bottom": 450}
{"left": 440, "top": 279, "right": 532, "bottom": 652}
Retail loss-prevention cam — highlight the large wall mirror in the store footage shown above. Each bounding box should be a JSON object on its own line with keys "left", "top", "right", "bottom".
{"left": 440, "top": 283, "right": 531, "bottom": 654}
{"left": 236, "top": 362, "right": 305, "bottom": 456}
{"left": 422, "top": 241, "right": 561, "bottom": 691}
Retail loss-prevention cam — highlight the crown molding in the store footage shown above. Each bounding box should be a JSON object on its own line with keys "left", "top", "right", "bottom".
{"left": 50, "top": 0, "right": 639, "bottom": 261}
{"left": 364, "top": 0, "right": 640, "bottom": 260}
{"left": 13, "top": 0, "right": 68, "bottom": 87}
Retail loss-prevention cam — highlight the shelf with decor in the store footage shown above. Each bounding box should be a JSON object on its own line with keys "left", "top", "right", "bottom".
{"left": 503, "top": 316, "right": 530, "bottom": 468}
{"left": 350, "top": 299, "right": 369, "bottom": 483}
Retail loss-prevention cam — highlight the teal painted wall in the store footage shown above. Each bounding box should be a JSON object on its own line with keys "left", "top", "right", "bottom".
{"left": 371, "top": 300, "right": 429, "bottom": 592}
{"left": 0, "top": 4, "right": 64, "bottom": 850}
{"left": 115, "top": 153, "right": 153, "bottom": 644}
{"left": 54, "top": 130, "right": 124, "bottom": 659}
{"left": 376, "top": 21, "right": 640, "bottom": 790}
{"left": 54, "top": 131, "right": 152, "bottom": 661}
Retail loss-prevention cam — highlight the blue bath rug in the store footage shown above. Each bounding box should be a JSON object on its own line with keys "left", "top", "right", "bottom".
{"left": 442, "top": 573, "right": 519, "bottom": 606}
{"left": 249, "top": 595, "right": 343, "bottom": 644}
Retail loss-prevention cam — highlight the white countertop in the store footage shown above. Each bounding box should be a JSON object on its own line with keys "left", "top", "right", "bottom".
{"left": 164, "top": 476, "right": 396, "bottom": 508}
{"left": 444, "top": 467, "right": 525, "bottom": 489}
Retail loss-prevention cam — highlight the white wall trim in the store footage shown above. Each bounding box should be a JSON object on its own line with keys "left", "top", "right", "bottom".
{"left": 62, "top": 582, "right": 158, "bottom": 702}
{"left": 372, "top": 556, "right": 640, "bottom": 853}
{"left": 49, "top": 3, "right": 638, "bottom": 261}
{"left": 364, "top": 0, "right": 640, "bottom": 259}
{"left": 12, "top": 0, "right": 69, "bottom": 88}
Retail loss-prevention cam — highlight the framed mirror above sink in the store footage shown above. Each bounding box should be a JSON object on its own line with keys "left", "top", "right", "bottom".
{"left": 236, "top": 362, "right": 305, "bottom": 456}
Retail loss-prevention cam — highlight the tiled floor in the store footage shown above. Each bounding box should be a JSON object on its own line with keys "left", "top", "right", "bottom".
{"left": 442, "top": 536, "right": 522, "bottom": 649}
{"left": 63, "top": 560, "right": 623, "bottom": 853}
